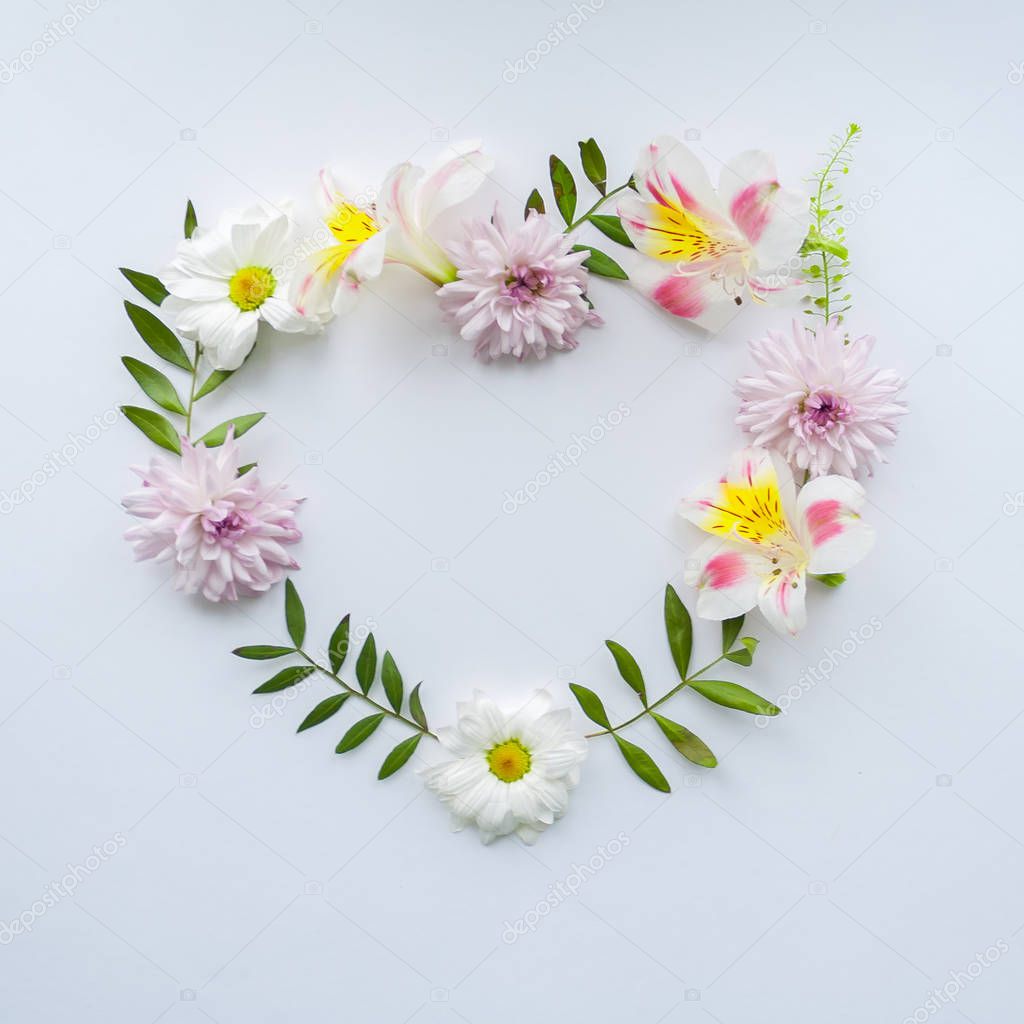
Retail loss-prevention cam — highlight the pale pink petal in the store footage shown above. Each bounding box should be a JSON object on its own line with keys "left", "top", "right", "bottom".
{"left": 685, "top": 537, "right": 763, "bottom": 620}
{"left": 796, "top": 474, "right": 875, "bottom": 573}
{"left": 719, "top": 150, "right": 810, "bottom": 268}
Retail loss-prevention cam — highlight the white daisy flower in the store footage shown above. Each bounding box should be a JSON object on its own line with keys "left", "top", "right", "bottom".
{"left": 421, "top": 689, "right": 587, "bottom": 844}
{"left": 163, "top": 202, "right": 324, "bottom": 371}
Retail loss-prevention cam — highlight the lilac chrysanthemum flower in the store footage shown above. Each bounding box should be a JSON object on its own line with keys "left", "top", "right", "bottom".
{"left": 438, "top": 208, "right": 601, "bottom": 361}
{"left": 123, "top": 430, "right": 302, "bottom": 602}
{"left": 735, "top": 319, "right": 907, "bottom": 478}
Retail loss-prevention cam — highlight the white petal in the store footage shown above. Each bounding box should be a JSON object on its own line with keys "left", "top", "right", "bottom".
{"left": 418, "top": 140, "right": 493, "bottom": 225}
{"left": 260, "top": 296, "right": 310, "bottom": 334}
{"left": 797, "top": 475, "right": 875, "bottom": 573}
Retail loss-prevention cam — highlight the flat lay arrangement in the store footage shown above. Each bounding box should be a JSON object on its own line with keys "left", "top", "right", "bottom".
{"left": 115, "top": 125, "right": 907, "bottom": 844}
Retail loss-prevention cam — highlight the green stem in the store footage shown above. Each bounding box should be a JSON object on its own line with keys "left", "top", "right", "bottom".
{"left": 819, "top": 250, "right": 831, "bottom": 321}
{"left": 184, "top": 342, "right": 200, "bottom": 441}
{"left": 565, "top": 181, "right": 632, "bottom": 233}
{"left": 584, "top": 653, "right": 729, "bottom": 739}
{"left": 809, "top": 126, "right": 857, "bottom": 321}
{"left": 298, "top": 650, "right": 438, "bottom": 741}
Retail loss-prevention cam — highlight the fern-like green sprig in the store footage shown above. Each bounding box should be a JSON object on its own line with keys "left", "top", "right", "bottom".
{"left": 802, "top": 123, "right": 862, "bottom": 323}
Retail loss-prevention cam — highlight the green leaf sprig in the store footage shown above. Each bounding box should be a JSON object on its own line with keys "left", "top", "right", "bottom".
{"left": 118, "top": 200, "right": 264, "bottom": 455}
{"left": 524, "top": 138, "right": 636, "bottom": 287}
{"left": 234, "top": 580, "right": 436, "bottom": 781}
{"left": 801, "top": 123, "right": 862, "bottom": 323}
{"left": 570, "top": 584, "right": 779, "bottom": 792}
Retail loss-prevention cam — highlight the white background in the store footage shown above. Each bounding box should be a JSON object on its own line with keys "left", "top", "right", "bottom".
{"left": 2, "top": 0, "right": 1023, "bottom": 1020}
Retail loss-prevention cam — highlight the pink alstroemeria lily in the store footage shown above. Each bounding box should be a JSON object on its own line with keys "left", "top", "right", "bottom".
{"left": 292, "top": 141, "right": 493, "bottom": 319}
{"left": 619, "top": 136, "right": 810, "bottom": 329}
{"left": 680, "top": 448, "right": 874, "bottom": 635}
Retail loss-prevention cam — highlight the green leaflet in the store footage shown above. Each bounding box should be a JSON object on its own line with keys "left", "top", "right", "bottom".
{"left": 120, "top": 268, "right": 169, "bottom": 305}
{"left": 195, "top": 413, "right": 264, "bottom": 447}
{"left": 722, "top": 615, "right": 745, "bottom": 653}
{"left": 298, "top": 694, "right": 349, "bottom": 732}
{"left": 578, "top": 137, "right": 607, "bottom": 194}
{"left": 651, "top": 713, "right": 717, "bottom": 768}
{"left": 381, "top": 651, "right": 403, "bottom": 713}
{"left": 336, "top": 713, "right": 385, "bottom": 753}
{"left": 724, "top": 637, "right": 758, "bottom": 667}
{"left": 569, "top": 683, "right": 610, "bottom": 729}
{"left": 328, "top": 615, "right": 350, "bottom": 674}
{"left": 571, "top": 244, "right": 628, "bottom": 280}
{"left": 284, "top": 579, "right": 306, "bottom": 648}
{"left": 614, "top": 735, "right": 670, "bottom": 792}
{"left": 253, "top": 665, "right": 315, "bottom": 694}
{"left": 378, "top": 734, "right": 422, "bottom": 779}
{"left": 233, "top": 645, "right": 295, "bottom": 660}
{"left": 121, "top": 356, "right": 186, "bottom": 415}
{"left": 184, "top": 199, "right": 198, "bottom": 239}
{"left": 356, "top": 634, "right": 377, "bottom": 694}
{"left": 194, "top": 369, "right": 233, "bottom": 401}
{"left": 120, "top": 405, "right": 181, "bottom": 454}
{"left": 124, "top": 301, "right": 192, "bottom": 371}
{"left": 408, "top": 682, "right": 428, "bottom": 731}
{"left": 549, "top": 154, "right": 577, "bottom": 224}
{"left": 605, "top": 640, "right": 646, "bottom": 705}
{"left": 687, "top": 679, "right": 779, "bottom": 716}
{"left": 664, "top": 584, "right": 693, "bottom": 680}
{"left": 588, "top": 214, "right": 634, "bottom": 248}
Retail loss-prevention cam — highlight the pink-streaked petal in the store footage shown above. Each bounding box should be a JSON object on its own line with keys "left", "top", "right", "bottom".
{"left": 720, "top": 151, "right": 780, "bottom": 244}
{"left": 632, "top": 135, "right": 723, "bottom": 221}
{"left": 797, "top": 475, "right": 875, "bottom": 573}
{"left": 685, "top": 538, "right": 762, "bottom": 621}
{"left": 629, "top": 262, "right": 737, "bottom": 332}
{"left": 719, "top": 151, "right": 810, "bottom": 268}
{"left": 758, "top": 566, "right": 807, "bottom": 635}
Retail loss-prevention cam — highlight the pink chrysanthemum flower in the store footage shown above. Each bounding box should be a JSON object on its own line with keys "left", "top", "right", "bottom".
{"left": 735, "top": 319, "right": 907, "bottom": 478}
{"left": 438, "top": 208, "right": 601, "bottom": 361}
{"left": 123, "top": 430, "right": 302, "bottom": 602}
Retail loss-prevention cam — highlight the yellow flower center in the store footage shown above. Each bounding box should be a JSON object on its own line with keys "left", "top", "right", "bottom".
{"left": 228, "top": 265, "right": 276, "bottom": 311}
{"left": 326, "top": 202, "right": 379, "bottom": 259}
{"left": 487, "top": 739, "right": 531, "bottom": 783}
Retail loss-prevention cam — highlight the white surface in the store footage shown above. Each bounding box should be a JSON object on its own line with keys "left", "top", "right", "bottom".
{"left": 2, "top": 0, "right": 1023, "bottom": 1020}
